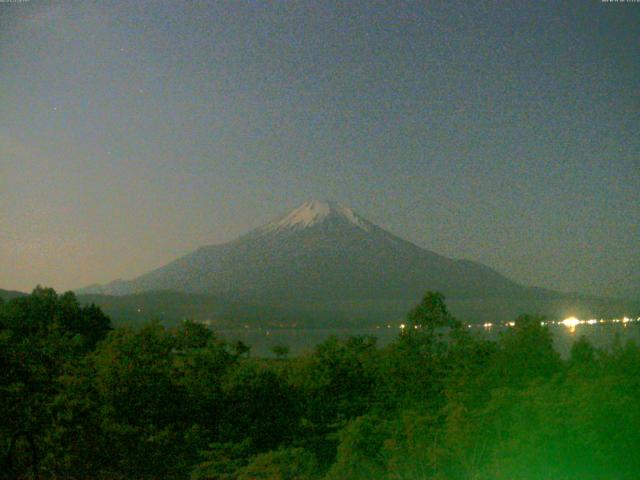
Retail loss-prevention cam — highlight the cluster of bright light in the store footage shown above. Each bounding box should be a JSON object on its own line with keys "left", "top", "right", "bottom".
{"left": 458, "top": 316, "right": 640, "bottom": 330}
{"left": 560, "top": 317, "right": 581, "bottom": 328}
{"left": 555, "top": 316, "right": 639, "bottom": 328}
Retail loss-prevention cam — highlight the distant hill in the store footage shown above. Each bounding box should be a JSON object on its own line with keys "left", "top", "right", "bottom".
{"left": 0, "top": 288, "right": 27, "bottom": 301}
{"left": 75, "top": 290, "right": 317, "bottom": 328}
{"left": 0, "top": 288, "right": 312, "bottom": 328}
{"left": 80, "top": 201, "right": 640, "bottom": 324}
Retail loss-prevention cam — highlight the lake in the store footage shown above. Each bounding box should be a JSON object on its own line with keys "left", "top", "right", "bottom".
{"left": 218, "top": 317, "right": 640, "bottom": 358}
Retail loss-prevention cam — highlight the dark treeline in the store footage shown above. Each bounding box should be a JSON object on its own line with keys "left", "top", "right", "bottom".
{"left": 1, "top": 287, "right": 639, "bottom": 479}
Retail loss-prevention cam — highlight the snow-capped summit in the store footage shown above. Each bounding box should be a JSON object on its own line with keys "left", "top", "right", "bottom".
{"left": 262, "top": 201, "right": 371, "bottom": 233}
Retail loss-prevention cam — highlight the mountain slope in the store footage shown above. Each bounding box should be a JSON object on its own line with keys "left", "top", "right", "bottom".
{"left": 84, "top": 201, "right": 528, "bottom": 301}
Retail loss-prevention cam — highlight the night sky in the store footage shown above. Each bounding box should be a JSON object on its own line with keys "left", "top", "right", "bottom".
{"left": 1, "top": 1, "right": 638, "bottom": 296}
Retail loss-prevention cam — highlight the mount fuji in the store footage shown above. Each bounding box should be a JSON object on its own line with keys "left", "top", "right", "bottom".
{"left": 80, "top": 201, "right": 633, "bottom": 324}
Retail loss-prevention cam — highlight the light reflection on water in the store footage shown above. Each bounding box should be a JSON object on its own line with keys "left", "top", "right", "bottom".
{"left": 218, "top": 318, "right": 640, "bottom": 358}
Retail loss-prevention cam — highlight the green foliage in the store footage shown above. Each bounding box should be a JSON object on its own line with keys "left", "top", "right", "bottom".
{"left": 0, "top": 287, "right": 112, "bottom": 478}
{"left": 93, "top": 322, "right": 181, "bottom": 428}
{"left": 190, "top": 440, "right": 253, "bottom": 480}
{"left": 237, "top": 447, "right": 319, "bottom": 480}
{"left": 219, "top": 361, "right": 298, "bottom": 452}
{"left": 232, "top": 339, "right": 252, "bottom": 358}
{"left": 271, "top": 344, "right": 290, "bottom": 359}
{"left": 288, "top": 335, "right": 380, "bottom": 467}
{"left": 407, "top": 291, "right": 457, "bottom": 331}
{"left": 0, "top": 286, "right": 111, "bottom": 348}
{"left": 174, "top": 331, "right": 234, "bottom": 433}
{"left": 176, "top": 320, "right": 215, "bottom": 350}
{"left": 492, "top": 314, "right": 561, "bottom": 387}
{"left": 325, "top": 414, "right": 389, "bottom": 479}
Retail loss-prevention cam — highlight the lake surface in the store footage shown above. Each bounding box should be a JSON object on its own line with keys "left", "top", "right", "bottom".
{"left": 218, "top": 317, "right": 640, "bottom": 358}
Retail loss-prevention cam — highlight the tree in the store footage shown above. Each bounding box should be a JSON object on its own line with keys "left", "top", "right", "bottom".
{"left": 236, "top": 447, "right": 319, "bottom": 480}
{"left": 271, "top": 344, "right": 290, "bottom": 360}
{"left": 489, "top": 314, "right": 561, "bottom": 389}
{"left": 92, "top": 321, "right": 197, "bottom": 477}
{"left": 378, "top": 293, "right": 457, "bottom": 406}
{"left": 190, "top": 440, "right": 253, "bottom": 480}
{"left": 219, "top": 362, "right": 298, "bottom": 452}
{"left": 232, "top": 340, "right": 251, "bottom": 358}
{"left": 0, "top": 287, "right": 112, "bottom": 478}
{"left": 288, "top": 336, "right": 380, "bottom": 467}
{"left": 406, "top": 291, "right": 457, "bottom": 332}
{"left": 0, "top": 287, "right": 111, "bottom": 349}
{"left": 176, "top": 335, "right": 235, "bottom": 434}
{"left": 175, "top": 319, "right": 215, "bottom": 350}
{"left": 325, "top": 414, "right": 389, "bottom": 480}
{"left": 568, "top": 335, "right": 599, "bottom": 377}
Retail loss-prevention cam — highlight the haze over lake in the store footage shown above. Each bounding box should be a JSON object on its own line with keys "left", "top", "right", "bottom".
{"left": 220, "top": 320, "right": 640, "bottom": 358}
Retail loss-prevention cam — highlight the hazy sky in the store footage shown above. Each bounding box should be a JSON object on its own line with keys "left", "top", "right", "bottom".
{"left": 1, "top": 1, "right": 638, "bottom": 296}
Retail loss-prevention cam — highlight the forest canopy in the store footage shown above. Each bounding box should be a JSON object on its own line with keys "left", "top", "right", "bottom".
{"left": 1, "top": 287, "right": 639, "bottom": 479}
